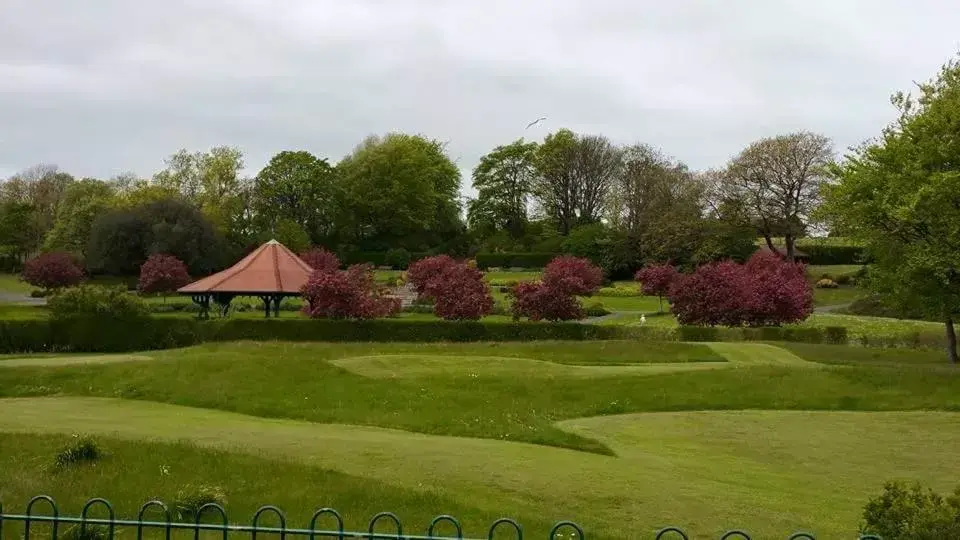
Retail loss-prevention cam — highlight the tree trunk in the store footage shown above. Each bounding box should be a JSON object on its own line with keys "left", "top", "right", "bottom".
{"left": 946, "top": 316, "right": 958, "bottom": 364}
{"left": 763, "top": 234, "right": 778, "bottom": 256}
{"left": 784, "top": 235, "right": 796, "bottom": 262}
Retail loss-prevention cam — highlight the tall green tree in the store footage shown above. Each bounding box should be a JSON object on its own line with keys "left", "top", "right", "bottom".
{"left": 468, "top": 139, "right": 537, "bottom": 238}
{"left": 724, "top": 132, "right": 833, "bottom": 260}
{"left": 153, "top": 147, "right": 244, "bottom": 232}
{"left": 824, "top": 56, "right": 960, "bottom": 363}
{"left": 534, "top": 129, "right": 620, "bottom": 234}
{"left": 44, "top": 178, "right": 116, "bottom": 257}
{"left": 2, "top": 165, "right": 75, "bottom": 255}
{"left": 253, "top": 151, "right": 337, "bottom": 244}
{"left": 335, "top": 133, "right": 461, "bottom": 250}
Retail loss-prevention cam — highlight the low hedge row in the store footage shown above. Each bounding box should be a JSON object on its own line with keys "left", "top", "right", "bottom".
{"left": 475, "top": 253, "right": 560, "bottom": 270}
{"left": 797, "top": 244, "right": 871, "bottom": 265}
{"left": 0, "top": 316, "right": 849, "bottom": 354}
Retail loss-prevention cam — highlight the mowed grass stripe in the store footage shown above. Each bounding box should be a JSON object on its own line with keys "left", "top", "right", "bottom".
{"left": 0, "top": 397, "right": 958, "bottom": 539}
{"left": 0, "top": 354, "right": 153, "bottom": 368}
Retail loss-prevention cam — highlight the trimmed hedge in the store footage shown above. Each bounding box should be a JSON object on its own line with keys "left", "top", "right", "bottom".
{"left": 797, "top": 244, "right": 870, "bottom": 265}
{"left": 475, "top": 253, "right": 560, "bottom": 270}
{"left": 0, "top": 316, "right": 854, "bottom": 354}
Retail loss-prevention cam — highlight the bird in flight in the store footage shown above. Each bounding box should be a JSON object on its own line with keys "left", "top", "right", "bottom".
{"left": 526, "top": 117, "right": 547, "bottom": 129}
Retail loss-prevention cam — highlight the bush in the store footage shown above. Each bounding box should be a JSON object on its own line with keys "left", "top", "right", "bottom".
{"left": 595, "top": 286, "right": 640, "bottom": 297}
{"left": 299, "top": 247, "right": 340, "bottom": 273}
{"left": 635, "top": 264, "right": 679, "bottom": 313}
{"left": 22, "top": 252, "right": 84, "bottom": 291}
{"left": 172, "top": 484, "right": 227, "bottom": 522}
{"left": 429, "top": 263, "right": 494, "bottom": 321}
{"left": 385, "top": 248, "right": 412, "bottom": 270}
{"left": 48, "top": 285, "right": 150, "bottom": 320}
{"left": 301, "top": 264, "right": 400, "bottom": 320}
{"left": 510, "top": 281, "right": 584, "bottom": 321}
{"left": 407, "top": 255, "right": 457, "bottom": 297}
{"left": 55, "top": 436, "right": 101, "bottom": 469}
{"left": 584, "top": 302, "right": 611, "bottom": 317}
{"left": 29, "top": 289, "right": 46, "bottom": 298}
{"left": 797, "top": 243, "right": 869, "bottom": 265}
{"left": 669, "top": 252, "right": 812, "bottom": 327}
{"left": 542, "top": 256, "right": 603, "bottom": 296}
{"left": 475, "top": 253, "right": 559, "bottom": 270}
{"left": 860, "top": 481, "right": 960, "bottom": 540}
{"left": 60, "top": 525, "right": 109, "bottom": 540}
{"left": 816, "top": 278, "right": 839, "bottom": 289}
{"left": 138, "top": 254, "right": 191, "bottom": 298}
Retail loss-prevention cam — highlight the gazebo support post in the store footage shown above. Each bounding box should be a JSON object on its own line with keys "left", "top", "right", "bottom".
{"left": 258, "top": 295, "right": 272, "bottom": 318}
{"left": 212, "top": 293, "right": 236, "bottom": 318}
{"left": 190, "top": 294, "right": 211, "bottom": 320}
{"left": 273, "top": 294, "right": 282, "bottom": 317}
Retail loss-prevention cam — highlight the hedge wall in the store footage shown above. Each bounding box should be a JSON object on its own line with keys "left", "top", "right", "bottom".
{"left": 797, "top": 244, "right": 871, "bottom": 265}
{"left": 475, "top": 253, "right": 560, "bottom": 269}
{"left": 0, "top": 316, "right": 849, "bottom": 354}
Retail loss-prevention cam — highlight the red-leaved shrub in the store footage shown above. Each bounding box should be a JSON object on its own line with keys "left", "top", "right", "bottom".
{"left": 431, "top": 263, "right": 494, "bottom": 320}
{"left": 138, "top": 254, "right": 191, "bottom": 299}
{"left": 510, "top": 256, "right": 603, "bottom": 322}
{"left": 301, "top": 263, "right": 400, "bottom": 319}
{"left": 299, "top": 247, "right": 340, "bottom": 273}
{"left": 21, "top": 252, "right": 84, "bottom": 291}
{"left": 510, "top": 281, "right": 583, "bottom": 321}
{"left": 407, "top": 255, "right": 457, "bottom": 297}
{"left": 635, "top": 264, "right": 678, "bottom": 313}
{"left": 668, "top": 252, "right": 812, "bottom": 327}
{"left": 742, "top": 250, "right": 813, "bottom": 326}
{"left": 542, "top": 256, "right": 604, "bottom": 296}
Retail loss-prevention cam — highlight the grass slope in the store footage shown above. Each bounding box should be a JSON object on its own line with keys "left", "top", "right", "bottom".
{"left": 1, "top": 397, "right": 957, "bottom": 539}
{"left": 0, "top": 433, "right": 525, "bottom": 539}
{"left": 0, "top": 341, "right": 958, "bottom": 455}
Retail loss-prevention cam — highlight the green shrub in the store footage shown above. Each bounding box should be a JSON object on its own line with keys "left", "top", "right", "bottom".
{"left": 384, "top": 248, "right": 412, "bottom": 270}
{"left": 488, "top": 278, "right": 521, "bottom": 287}
{"left": 796, "top": 243, "right": 870, "bottom": 265}
{"left": 834, "top": 274, "right": 853, "bottom": 285}
{"left": 172, "top": 484, "right": 227, "bottom": 522}
{"left": 475, "top": 253, "right": 559, "bottom": 269}
{"left": 583, "top": 302, "right": 611, "bottom": 317}
{"left": 55, "top": 436, "right": 101, "bottom": 469}
{"left": 595, "top": 286, "right": 640, "bottom": 297}
{"left": 678, "top": 326, "right": 720, "bottom": 342}
{"left": 48, "top": 285, "right": 149, "bottom": 320}
{"left": 860, "top": 481, "right": 960, "bottom": 540}
{"left": 29, "top": 289, "right": 46, "bottom": 298}
{"left": 816, "top": 278, "right": 839, "bottom": 289}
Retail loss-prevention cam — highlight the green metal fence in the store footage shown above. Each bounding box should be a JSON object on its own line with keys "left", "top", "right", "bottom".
{"left": 0, "top": 496, "right": 884, "bottom": 539}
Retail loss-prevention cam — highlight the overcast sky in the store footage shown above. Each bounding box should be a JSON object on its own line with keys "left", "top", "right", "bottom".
{"left": 2, "top": 0, "right": 959, "bottom": 196}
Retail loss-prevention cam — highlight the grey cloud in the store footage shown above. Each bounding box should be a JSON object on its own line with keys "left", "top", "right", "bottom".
{"left": 2, "top": 0, "right": 960, "bottom": 196}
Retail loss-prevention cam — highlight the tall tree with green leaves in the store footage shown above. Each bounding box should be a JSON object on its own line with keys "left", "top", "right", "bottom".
{"left": 153, "top": 147, "right": 244, "bottom": 232}
{"left": 253, "top": 151, "right": 337, "bottom": 244}
{"left": 824, "top": 56, "right": 960, "bottom": 363}
{"left": 724, "top": 132, "right": 833, "bottom": 260}
{"left": 44, "top": 178, "right": 116, "bottom": 257}
{"left": 468, "top": 139, "right": 537, "bottom": 238}
{"left": 534, "top": 129, "right": 620, "bottom": 234}
{"left": 335, "top": 133, "right": 461, "bottom": 250}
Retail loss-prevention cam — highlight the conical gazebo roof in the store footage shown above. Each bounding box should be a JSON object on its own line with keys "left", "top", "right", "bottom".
{"left": 178, "top": 240, "right": 313, "bottom": 295}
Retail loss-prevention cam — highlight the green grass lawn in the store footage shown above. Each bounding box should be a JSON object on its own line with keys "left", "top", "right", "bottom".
{"left": 0, "top": 338, "right": 958, "bottom": 539}
{"left": 813, "top": 285, "right": 866, "bottom": 306}
{"left": 0, "top": 273, "right": 32, "bottom": 294}
{"left": 806, "top": 264, "right": 865, "bottom": 278}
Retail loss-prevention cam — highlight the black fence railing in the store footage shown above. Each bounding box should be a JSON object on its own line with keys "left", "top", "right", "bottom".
{"left": 0, "top": 496, "right": 884, "bottom": 539}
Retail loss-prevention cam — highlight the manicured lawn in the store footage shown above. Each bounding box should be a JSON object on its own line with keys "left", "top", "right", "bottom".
{"left": 0, "top": 341, "right": 958, "bottom": 538}
{"left": 806, "top": 264, "right": 865, "bottom": 278}
{"left": 813, "top": 285, "right": 867, "bottom": 306}
{"left": 484, "top": 270, "right": 541, "bottom": 283}
{"left": 0, "top": 273, "right": 32, "bottom": 294}
{"left": 586, "top": 294, "right": 661, "bottom": 312}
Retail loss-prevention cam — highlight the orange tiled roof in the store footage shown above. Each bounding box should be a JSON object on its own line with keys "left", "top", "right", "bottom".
{"left": 178, "top": 240, "right": 313, "bottom": 294}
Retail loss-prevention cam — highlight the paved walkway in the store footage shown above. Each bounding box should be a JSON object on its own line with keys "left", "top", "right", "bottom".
{"left": 0, "top": 292, "right": 45, "bottom": 305}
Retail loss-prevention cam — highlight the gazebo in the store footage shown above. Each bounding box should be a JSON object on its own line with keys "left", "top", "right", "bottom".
{"left": 178, "top": 239, "right": 313, "bottom": 318}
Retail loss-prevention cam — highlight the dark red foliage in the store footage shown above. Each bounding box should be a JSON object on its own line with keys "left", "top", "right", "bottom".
{"left": 635, "top": 264, "right": 678, "bottom": 297}
{"left": 21, "top": 252, "right": 84, "bottom": 290}
{"left": 301, "top": 263, "right": 400, "bottom": 319}
{"left": 138, "top": 254, "right": 191, "bottom": 295}
{"left": 668, "top": 252, "right": 813, "bottom": 327}
{"left": 510, "top": 281, "right": 584, "bottom": 321}
{"left": 407, "top": 255, "right": 457, "bottom": 297}
{"left": 431, "top": 263, "right": 494, "bottom": 320}
{"left": 669, "top": 261, "right": 751, "bottom": 326}
{"left": 299, "top": 247, "right": 340, "bottom": 273}
{"left": 542, "top": 255, "right": 604, "bottom": 296}
{"left": 742, "top": 250, "right": 813, "bottom": 326}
